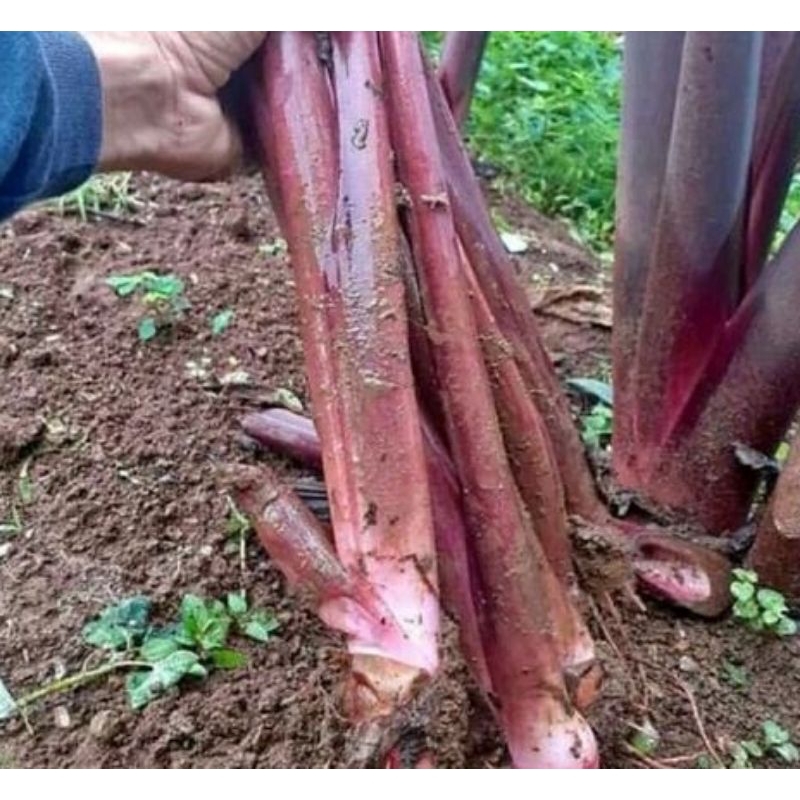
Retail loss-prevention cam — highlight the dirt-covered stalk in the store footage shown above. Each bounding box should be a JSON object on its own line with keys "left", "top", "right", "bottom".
{"left": 382, "top": 31, "right": 597, "bottom": 769}
{"left": 748, "top": 439, "right": 800, "bottom": 604}
{"left": 423, "top": 65, "right": 602, "bottom": 523}
{"left": 252, "top": 32, "right": 439, "bottom": 719}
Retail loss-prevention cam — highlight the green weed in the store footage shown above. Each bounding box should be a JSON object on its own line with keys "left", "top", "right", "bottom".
{"left": 54, "top": 173, "right": 139, "bottom": 221}
{"left": 0, "top": 593, "right": 278, "bottom": 719}
{"left": 730, "top": 568, "right": 797, "bottom": 636}
{"left": 106, "top": 271, "right": 189, "bottom": 342}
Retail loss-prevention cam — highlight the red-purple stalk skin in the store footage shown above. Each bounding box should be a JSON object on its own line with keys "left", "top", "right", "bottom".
{"left": 613, "top": 32, "right": 800, "bottom": 538}
{"left": 744, "top": 33, "right": 800, "bottom": 288}
{"left": 749, "top": 440, "right": 800, "bottom": 605}
{"left": 437, "top": 32, "right": 489, "bottom": 129}
{"left": 461, "top": 252, "right": 574, "bottom": 588}
{"left": 630, "top": 33, "right": 762, "bottom": 478}
{"left": 420, "top": 421, "right": 493, "bottom": 694}
{"left": 646, "top": 221, "right": 800, "bottom": 531}
{"left": 253, "top": 32, "right": 439, "bottom": 720}
{"left": 424, "top": 65, "right": 602, "bottom": 523}
{"left": 611, "top": 32, "right": 685, "bottom": 480}
{"left": 241, "top": 407, "right": 493, "bottom": 694}
{"left": 242, "top": 409, "right": 322, "bottom": 471}
{"left": 398, "top": 235, "right": 449, "bottom": 438}
{"left": 243, "top": 406, "right": 612, "bottom": 701}
{"left": 431, "top": 36, "right": 728, "bottom": 618}
{"left": 382, "top": 32, "right": 597, "bottom": 769}
{"left": 231, "top": 465, "right": 429, "bottom": 679}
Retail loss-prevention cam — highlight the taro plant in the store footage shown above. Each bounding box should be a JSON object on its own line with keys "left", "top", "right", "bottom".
{"left": 612, "top": 34, "right": 800, "bottom": 537}
{"left": 232, "top": 31, "right": 800, "bottom": 769}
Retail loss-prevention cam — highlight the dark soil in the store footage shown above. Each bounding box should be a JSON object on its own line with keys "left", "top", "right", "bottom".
{"left": 1, "top": 174, "right": 799, "bottom": 769}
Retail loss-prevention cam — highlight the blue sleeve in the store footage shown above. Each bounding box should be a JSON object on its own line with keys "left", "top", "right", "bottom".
{"left": 0, "top": 32, "right": 102, "bottom": 220}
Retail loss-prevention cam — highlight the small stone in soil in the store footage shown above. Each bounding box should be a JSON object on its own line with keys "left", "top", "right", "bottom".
{"left": 53, "top": 706, "right": 71, "bottom": 729}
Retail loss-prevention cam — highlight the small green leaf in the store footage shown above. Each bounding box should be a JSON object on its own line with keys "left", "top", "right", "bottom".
{"left": 210, "top": 648, "right": 248, "bottom": 670}
{"left": 776, "top": 617, "right": 797, "bottom": 636}
{"left": 762, "top": 720, "right": 790, "bottom": 746}
{"left": 734, "top": 598, "right": 759, "bottom": 620}
{"left": 721, "top": 661, "right": 748, "bottom": 689}
{"left": 731, "top": 581, "right": 755, "bottom": 602}
{"left": 211, "top": 309, "right": 234, "bottom": 336}
{"left": 729, "top": 742, "right": 752, "bottom": 769}
{"left": 126, "top": 650, "right": 206, "bottom": 709}
{"left": 82, "top": 596, "right": 151, "bottom": 650}
{"left": 242, "top": 611, "right": 280, "bottom": 643}
{"left": 627, "top": 720, "right": 659, "bottom": 756}
{"left": 142, "top": 273, "right": 184, "bottom": 299}
{"left": 140, "top": 636, "right": 180, "bottom": 663}
{"left": 756, "top": 588, "right": 787, "bottom": 612}
{"left": 227, "top": 592, "right": 248, "bottom": 618}
{"left": 178, "top": 594, "right": 231, "bottom": 652}
{"left": 200, "top": 617, "right": 230, "bottom": 652}
{"left": 138, "top": 317, "right": 157, "bottom": 342}
{"left": 773, "top": 742, "right": 800, "bottom": 763}
{"left": 106, "top": 274, "right": 143, "bottom": 297}
{"left": 762, "top": 609, "right": 781, "bottom": 626}
{"left": 178, "top": 594, "right": 209, "bottom": 644}
{"left": 732, "top": 568, "right": 758, "bottom": 584}
{"left": 567, "top": 377, "right": 613, "bottom": 406}
{"left": 775, "top": 442, "right": 791, "bottom": 464}
{"left": 741, "top": 740, "right": 763, "bottom": 758}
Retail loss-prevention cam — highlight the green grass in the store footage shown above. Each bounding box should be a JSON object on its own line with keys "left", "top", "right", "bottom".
{"left": 54, "top": 172, "right": 139, "bottom": 220}
{"left": 462, "top": 32, "right": 622, "bottom": 251}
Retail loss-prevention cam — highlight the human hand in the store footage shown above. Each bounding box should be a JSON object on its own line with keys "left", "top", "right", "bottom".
{"left": 83, "top": 32, "right": 265, "bottom": 180}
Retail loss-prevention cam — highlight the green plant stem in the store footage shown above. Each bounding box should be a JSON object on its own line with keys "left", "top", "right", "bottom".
{"left": 15, "top": 660, "right": 150, "bottom": 711}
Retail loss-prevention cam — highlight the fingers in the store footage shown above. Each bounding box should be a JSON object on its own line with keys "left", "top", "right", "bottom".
{"left": 172, "top": 32, "right": 267, "bottom": 90}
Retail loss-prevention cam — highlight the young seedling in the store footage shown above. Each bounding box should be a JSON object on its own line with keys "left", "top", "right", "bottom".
{"left": 720, "top": 721, "right": 799, "bottom": 768}
{"left": 727, "top": 739, "right": 763, "bottom": 769}
{"left": 210, "top": 308, "right": 234, "bottom": 337}
{"left": 0, "top": 593, "right": 279, "bottom": 719}
{"left": 580, "top": 404, "right": 613, "bottom": 451}
{"left": 568, "top": 377, "right": 613, "bottom": 452}
{"left": 625, "top": 719, "right": 660, "bottom": 758}
{"left": 54, "top": 173, "right": 140, "bottom": 221}
{"left": 225, "top": 495, "right": 252, "bottom": 582}
{"left": 762, "top": 720, "right": 800, "bottom": 763}
{"left": 730, "top": 568, "right": 797, "bottom": 636}
{"left": 225, "top": 592, "right": 280, "bottom": 643}
{"left": 106, "top": 271, "right": 189, "bottom": 342}
{"left": 720, "top": 660, "right": 749, "bottom": 690}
